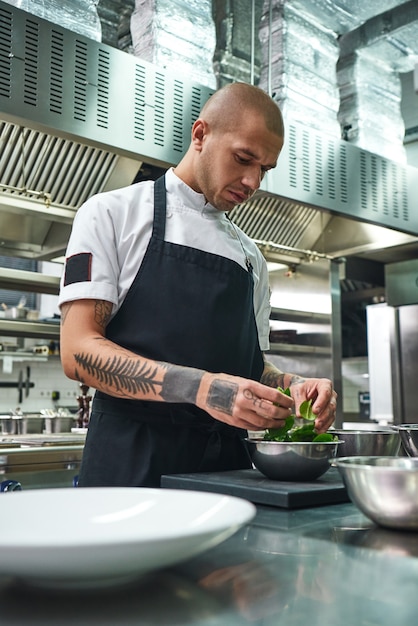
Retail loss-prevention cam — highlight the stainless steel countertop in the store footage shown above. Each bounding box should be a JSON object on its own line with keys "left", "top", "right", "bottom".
{"left": 0, "top": 498, "right": 417, "bottom": 625}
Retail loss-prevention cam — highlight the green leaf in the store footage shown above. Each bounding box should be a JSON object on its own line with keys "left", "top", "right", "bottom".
{"left": 277, "top": 386, "right": 291, "bottom": 396}
{"left": 313, "top": 433, "right": 338, "bottom": 442}
{"left": 299, "top": 399, "right": 315, "bottom": 421}
{"left": 263, "top": 416, "right": 294, "bottom": 441}
{"left": 289, "top": 424, "right": 316, "bottom": 441}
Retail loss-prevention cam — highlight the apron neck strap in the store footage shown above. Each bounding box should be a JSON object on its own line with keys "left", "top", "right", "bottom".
{"left": 152, "top": 175, "right": 167, "bottom": 240}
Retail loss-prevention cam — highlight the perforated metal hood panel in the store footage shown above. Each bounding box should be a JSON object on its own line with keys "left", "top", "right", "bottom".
{"left": 0, "top": 1, "right": 418, "bottom": 263}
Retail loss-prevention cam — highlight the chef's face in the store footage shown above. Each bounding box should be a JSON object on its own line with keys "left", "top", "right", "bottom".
{"left": 192, "top": 111, "right": 283, "bottom": 212}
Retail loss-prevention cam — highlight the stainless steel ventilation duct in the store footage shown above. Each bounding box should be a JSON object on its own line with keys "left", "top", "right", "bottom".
{"left": 0, "top": 0, "right": 418, "bottom": 266}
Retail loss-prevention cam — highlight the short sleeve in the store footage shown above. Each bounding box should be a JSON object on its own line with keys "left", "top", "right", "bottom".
{"left": 58, "top": 195, "right": 119, "bottom": 309}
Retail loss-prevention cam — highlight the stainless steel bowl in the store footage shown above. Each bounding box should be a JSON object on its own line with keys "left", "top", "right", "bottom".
{"left": 391, "top": 424, "right": 418, "bottom": 457}
{"left": 332, "top": 429, "right": 401, "bottom": 457}
{"left": 245, "top": 438, "right": 342, "bottom": 481}
{"left": 334, "top": 456, "right": 418, "bottom": 530}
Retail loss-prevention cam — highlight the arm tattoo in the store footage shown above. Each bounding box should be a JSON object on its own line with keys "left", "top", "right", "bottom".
{"left": 60, "top": 303, "right": 73, "bottom": 325}
{"left": 260, "top": 361, "right": 305, "bottom": 389}
{"left": 94, "top": 300, "right": 112, "bottom": 329}
{"left": 243, "top": 388, "right": 265, "bottom": 409}
{"left": 160, "top": 365, "right": 204, "bottom": 403}
{"left": 207, "top": 379, "right": 238, "bottom": 415}
{"left": 260, "top": 364, "right": 285, "bottom": 388}
{"left": 73, "top": 352, "right": 162, "bottom": 395}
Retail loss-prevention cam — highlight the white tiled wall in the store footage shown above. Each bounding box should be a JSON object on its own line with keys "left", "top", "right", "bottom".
{"left": 341, "top": 357, "right": 369, "bottom": 413}
{"left": 0, "top": 357, "right": 81, "bottom": 413}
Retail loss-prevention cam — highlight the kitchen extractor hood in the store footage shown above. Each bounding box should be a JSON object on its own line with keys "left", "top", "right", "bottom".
{"left": 1, "top": 1, "right": 418, "bottom": 265}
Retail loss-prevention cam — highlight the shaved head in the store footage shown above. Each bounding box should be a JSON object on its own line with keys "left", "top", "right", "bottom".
{"left": 174, "top": 81, "right": 284, "bottom": 211}
{"left": 200, "top": 82, "right": 284, "bottom": 139}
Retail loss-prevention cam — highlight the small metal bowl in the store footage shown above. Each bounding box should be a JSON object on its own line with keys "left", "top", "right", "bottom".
{"left": 331, "top": 429, "right": 401, "bottom": 457}
{"left": 334, "top": 456, "right": 418, "bottom": 530}
{"left": 391, "top": 424, "right": 418, "bottom": 457}
{"left": 245, "top": 438, "right": 342, "bottom": 481}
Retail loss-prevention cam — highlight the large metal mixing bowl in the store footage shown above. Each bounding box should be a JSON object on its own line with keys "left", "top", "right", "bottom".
{"left": 391, "top": 424, "right": 418, "bottom": 457}
{"left": 245, "top": 438, "right": 341, "bottom": 481}
{"left": 334, "top": 456, "right": 418, "bottom": 530}
{"left": 332, "top": 429, "right": 401, "bottom": 457}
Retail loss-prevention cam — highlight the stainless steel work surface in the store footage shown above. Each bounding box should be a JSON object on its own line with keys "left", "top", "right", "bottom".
{"left": 0, "top": 500, "right": 417, "bottom": 625}
{"left": 0, "top": 445, "right": 83, "bottom": 468}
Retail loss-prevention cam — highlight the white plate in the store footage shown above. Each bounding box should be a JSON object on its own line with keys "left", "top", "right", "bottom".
{"left": 0, "top": 487, "right": 255, "bottom": 588}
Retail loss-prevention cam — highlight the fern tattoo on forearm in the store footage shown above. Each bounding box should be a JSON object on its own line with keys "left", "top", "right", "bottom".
{"left": 74, "top": 352, "right": 162, "bottom": 396}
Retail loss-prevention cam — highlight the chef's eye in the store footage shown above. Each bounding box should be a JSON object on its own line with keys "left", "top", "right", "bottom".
{"left": 236, "top": 155, "right": 251, "bottom": 164}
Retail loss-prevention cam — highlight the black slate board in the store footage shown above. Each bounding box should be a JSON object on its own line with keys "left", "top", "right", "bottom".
{"left": 161, "top": 467, "right": 349, "bottom": 509}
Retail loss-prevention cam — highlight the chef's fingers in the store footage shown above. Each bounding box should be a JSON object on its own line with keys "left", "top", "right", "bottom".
{"left": 314, "top": 392, "right": 338, "bottom": 432}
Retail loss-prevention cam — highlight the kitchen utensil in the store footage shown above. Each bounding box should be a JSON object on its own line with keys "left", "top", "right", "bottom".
{"left": 25, "top": 366, "right": 30, "bottom": 397}
{"left": 0, "top": 487, "right": 255, "bottom": 588}
{"left": 334, "top": 456, "right": 418, "bottom": 530}
{"left": 331, "top": 429, "right": 401, "bottom": 457}
{"left": 18, "top": 369, "right": 23, "bottom": 403}
{"left": 391, "top": 424, "right": 418, "bottom": 457}
{"left": 0, "top": 414, "right": 23, "bottom": 436}
{"left": 245, "top": 438, "right": 342, "bottom": 481}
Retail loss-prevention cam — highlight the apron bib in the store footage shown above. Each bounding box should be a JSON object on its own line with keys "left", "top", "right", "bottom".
{"left": 78, "top": 175, "right": 264, "bottom": 487}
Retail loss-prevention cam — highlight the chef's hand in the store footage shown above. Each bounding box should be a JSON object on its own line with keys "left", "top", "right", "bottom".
{"left": 196, "top": 373, "right": 294, "bottom": 431}
{"left": 289, "top": 377, "right": 337, "bottom": 433}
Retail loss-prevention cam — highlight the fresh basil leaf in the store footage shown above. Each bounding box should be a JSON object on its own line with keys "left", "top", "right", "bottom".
{"left": 289, "top": 424, "right": 316, "bottom": 441}
{"left": 299, "top": 399, "right": 315, "bottom": 421}
{"left": 313, "top": 433, "right": 338, "bottom": 442}
{"left": 277, "top": 386, "right": 291, "bottom": 396}
{"left": 263, "top": 416, "right": 294, "bottom": 441}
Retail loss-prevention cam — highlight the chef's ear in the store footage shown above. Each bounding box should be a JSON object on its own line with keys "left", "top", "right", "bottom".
{"left": 191, "top": 118, "right": 208, "bottom": 150}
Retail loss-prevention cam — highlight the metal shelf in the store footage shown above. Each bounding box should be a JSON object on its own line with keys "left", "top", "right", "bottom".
{"left": 268, "top": 343, "right": 331, "bottom": 356}
{"left": 270, "top": 308, "right": 330, "bottom": 325}
{"left": 0, "top": 267, "right": 60, "bottom": 295}
{"left": 0, "top": 319, "right": 60, "bottom": 339}
{"left": 0, "top": 351, "right": 48, "bottom": 362}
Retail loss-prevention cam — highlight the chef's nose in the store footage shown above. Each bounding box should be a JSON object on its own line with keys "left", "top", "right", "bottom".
{"left": 241, "top": 166, "right": 262, "bottom": 191}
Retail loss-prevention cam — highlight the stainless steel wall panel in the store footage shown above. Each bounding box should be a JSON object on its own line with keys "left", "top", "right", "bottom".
{"left": 261, "top": 120, "right": 418, "bottom": 237}
{"left": 0, "top": 1, "right": 214, "bottom": 166}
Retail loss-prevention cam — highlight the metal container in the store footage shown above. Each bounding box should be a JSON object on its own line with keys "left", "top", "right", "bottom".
{"left": 3, "top": 307, "right": 28, "bottom": 319}
{"left": 391, "top": 424, "right": 418, "bottom": 457}
{"left": 245, "top": 438, "right": 342, "bottom": 481}
{"left": 0, "top": 415, "right": 24, "bottom": 436}
{"left": 332, "top": 429, "right": 401, "bottom": 457}
{"left": 334, "top": 456, "right": 418, "bottom": 530}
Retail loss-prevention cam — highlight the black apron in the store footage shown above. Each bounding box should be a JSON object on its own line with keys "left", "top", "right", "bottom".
{"left": 78, "top": 175, "right": 264, "bottom": 487}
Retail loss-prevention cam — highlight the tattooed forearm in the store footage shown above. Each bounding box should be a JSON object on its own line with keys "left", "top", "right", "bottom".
{"left": 94, "top": 300, "right": 112, "bottom": 329}
{"left": 207, "top": 379, "right": 238, "bottom": 415}
{"left": 73, "top": 352, "right": 162, "bottom": 396}
{"left": 160, "top": 364, "right": 204, "bottom": 403}
{"left": 261, "top": 361, "right": 305, "bottom": 389}
{"left": 260, "top": 361, "right": 285, "bottom": 388}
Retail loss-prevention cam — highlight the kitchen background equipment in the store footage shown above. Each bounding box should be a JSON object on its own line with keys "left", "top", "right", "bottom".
{"left": 334, "top": 456, "right": 418, "bottom": 530}
{"left": 332, "top": 429, "right": 401, "bottom": 457}
{"left": 0, "top": 438, "right": 84, "bottom": 489}
{"left": 391, "top": 424, "right": 418, "bottom": 457}
{"left": 367, "top": 284, "right": 418, "bottom": 426}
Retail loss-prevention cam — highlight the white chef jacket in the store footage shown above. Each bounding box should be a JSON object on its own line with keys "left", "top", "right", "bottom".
{"left": 59, "top": 167, "right": 271, "bottom": 351}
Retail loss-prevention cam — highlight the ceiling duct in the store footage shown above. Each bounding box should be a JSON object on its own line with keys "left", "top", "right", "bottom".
{"left": 0, "top": 0, "right": 417, "bottom": 266}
